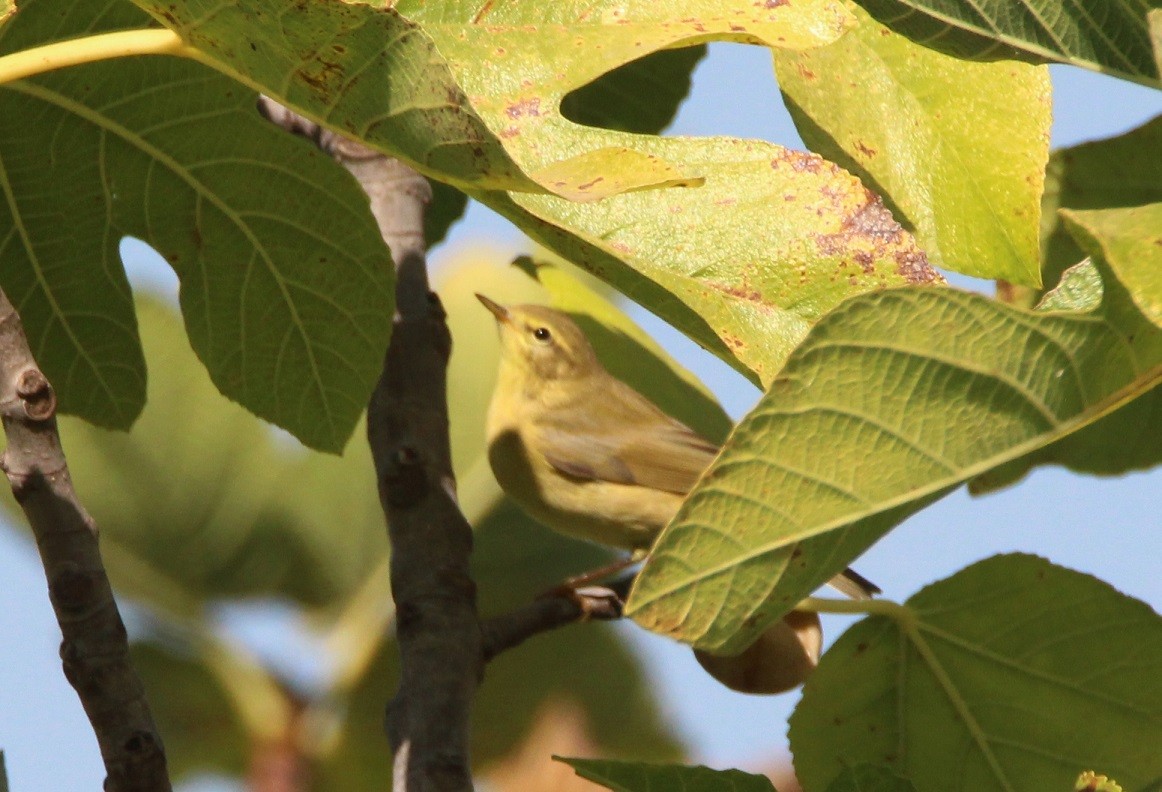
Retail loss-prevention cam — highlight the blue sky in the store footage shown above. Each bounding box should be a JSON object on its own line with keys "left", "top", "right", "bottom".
{"left": 2, "top": 42, "right": 1160, "bottom": 790}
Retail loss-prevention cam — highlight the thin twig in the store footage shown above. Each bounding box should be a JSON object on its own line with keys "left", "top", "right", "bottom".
{"left": 481, "top": 584, "right": 627, "bottom": 663}
{"left": 0, "top": 288, "right": 171, "bottom": 792}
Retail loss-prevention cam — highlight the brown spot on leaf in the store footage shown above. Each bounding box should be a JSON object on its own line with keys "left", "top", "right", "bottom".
{"left": 812, "top": 192, "right": 939, "bottom": 285}
{"left": 791, "top": 155, "right": 822, "bottom": 173}
{"left": 500, "top": 126, "right": 520, "bottom": 139}
{"left": 854, "top": 140, "right": 877, "bottom": 158}
{"left": 721, "top": 333, "right": 746, "bottom": 352}
{"left": 506, "top": 97, "right": 542, "bottom": 119}
{"left": 895, "top": 249, "right": 937, "bottom": 283}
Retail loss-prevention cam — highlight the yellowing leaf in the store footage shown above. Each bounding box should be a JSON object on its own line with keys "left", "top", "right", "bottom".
{"left": 775, "top": 5, "right": 1050, "bottom": 285}
{"left": 494, "top": 145, "right": 941, "bottom": 384}
{"left": 1062, "top": 204, "right": 1162, "bottom": 328}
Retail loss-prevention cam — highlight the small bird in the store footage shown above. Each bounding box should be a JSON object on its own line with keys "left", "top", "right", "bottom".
{"left": 477, "top": 293, "right": 877, "bottom": 601}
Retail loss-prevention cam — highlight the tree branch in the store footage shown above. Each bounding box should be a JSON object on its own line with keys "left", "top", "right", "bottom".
{"left": 260, "top": 97, "right": 478, "bottom": 791}
{"left": 0, "top": 289, "right": 171, "bottom": 792}
{"left": 257, "top": 97, "right": 630, "bottom": 791}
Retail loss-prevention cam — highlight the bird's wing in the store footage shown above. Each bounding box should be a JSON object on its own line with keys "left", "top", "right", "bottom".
{"left": 538, "top": 379, "right": 719, "bottom": 495}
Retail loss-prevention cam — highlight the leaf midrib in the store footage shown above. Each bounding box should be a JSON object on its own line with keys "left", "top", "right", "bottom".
{"left": 630, "top": 358, "right": 1162, "bottom": 612}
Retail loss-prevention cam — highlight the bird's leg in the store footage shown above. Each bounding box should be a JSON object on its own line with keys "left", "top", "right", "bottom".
{"left": 558, "top": 554, "right": 640, "bottom": 590}
{"left": 537, "top": 553, "right": 644, "bottom": 621}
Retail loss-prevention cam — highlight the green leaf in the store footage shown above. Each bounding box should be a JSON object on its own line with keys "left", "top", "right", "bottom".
{"left": 131, "top": 0, "right": 533, "bottom": 192}
{"left": 1062, "top": 204, "right": 1162, "bottom": 328}
{"left": 789, "top": 555, "right": 1162, "bottom": 792}
{"left": 973, "top": 246, "right": 1162, "bottom": 494}
{"left": 775, "top": 5, "right": 1050, "bottom": 285}
{"left": 0, "top": 297, "right": 390, "bottom": 612}
{"left": 1041, "top": 115, "right": 1162, "bottom": 294}
{"left": 133, "top": 0, "right": 767, "bottom": 199}
{"left": 851, "top": 0, "right": 1162, "bottom": 86}
{"left": 628, "top": 263, "right": 1162, "bottom": 653}
{"left": 1035, "top": 259, "right": 1102, "bottom": 313}
{"left": 826, "top": 765, "right": 918, "bottom": 792}
{"left": 0, "top": 0, "right": 393, "bottom": 449}
{"left": 426, "top": 181, "right": 469, "bottom": 248}
{"left": 130, "top": 640, "right": 255, "bottom": 783}
{"left": 559, "top": 757, "right": 776, "bottom": 792}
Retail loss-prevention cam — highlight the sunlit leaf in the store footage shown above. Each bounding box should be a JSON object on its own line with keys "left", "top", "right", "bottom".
{"left": 789, "top": 555, "right": 1162, "bottom": 792}
{"left": 629, "top": 260, "right": 1162, "bottom": 653}
{"left": 1036, "top": 259, "right": 1102, "bottom": 314}
{"left": 776, "top": 5, "right": 1050, "bottom": 285}
{"left": 130, "top": 0, "right": 938, "bottom": 384}
{"left": 1061, "top": 205, "right": 1162, "bottom": 328}
{"left": 1041, "top": 116, "right": 1162, "bottom": 293}
{"left": 1153, "top": 10, "right": 1162, "bottom": 76}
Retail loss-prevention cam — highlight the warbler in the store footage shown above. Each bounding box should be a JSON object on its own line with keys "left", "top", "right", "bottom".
{"left": 477, "top": 294, "right": 877, "bottom": 601}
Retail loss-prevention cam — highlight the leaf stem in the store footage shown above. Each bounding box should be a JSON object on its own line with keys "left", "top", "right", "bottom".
{"left": 798, "top": 596, "right": 908, "bottom": 620}
{"left": 0, "top": 29, "right": 195, "bottom": 85}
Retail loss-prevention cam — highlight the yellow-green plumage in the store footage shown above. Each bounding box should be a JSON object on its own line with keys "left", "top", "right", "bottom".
{"left": 479, "top": 294, "right": 875, "bottom": 599}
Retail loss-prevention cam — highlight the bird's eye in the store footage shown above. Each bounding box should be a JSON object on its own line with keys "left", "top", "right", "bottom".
{"left": 533, "top": 327, "right": 552, "bottom": 343}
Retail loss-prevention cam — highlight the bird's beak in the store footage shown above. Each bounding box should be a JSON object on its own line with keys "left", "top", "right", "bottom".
{"left": 475, "top": 293, "right": 510, "bottom": 324}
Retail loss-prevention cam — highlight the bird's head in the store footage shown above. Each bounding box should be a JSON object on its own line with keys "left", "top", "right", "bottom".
{"left": 476, "top": 294, "right": 598, "bottom": 382}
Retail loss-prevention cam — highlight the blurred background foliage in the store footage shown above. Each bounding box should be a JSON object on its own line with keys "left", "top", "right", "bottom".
{"left": 0, "top": 250, "right": 704, "bottom": 789}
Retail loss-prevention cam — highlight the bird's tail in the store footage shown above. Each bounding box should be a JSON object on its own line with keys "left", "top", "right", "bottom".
{"left": 829, "top": 567, "right": 880, "bottom": 600}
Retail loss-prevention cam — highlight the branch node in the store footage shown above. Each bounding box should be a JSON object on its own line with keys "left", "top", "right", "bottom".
{"left": 49, "top": 562, "right": 98, "bottom": 613}
{"left": 16, "top": 368, "right": 56, "bottom": 419}
{"left": 123, "top": 730, "right": 161, "bottom": 755}
{"left": 382, "top": 444, "right": 428, "bottom": 507}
